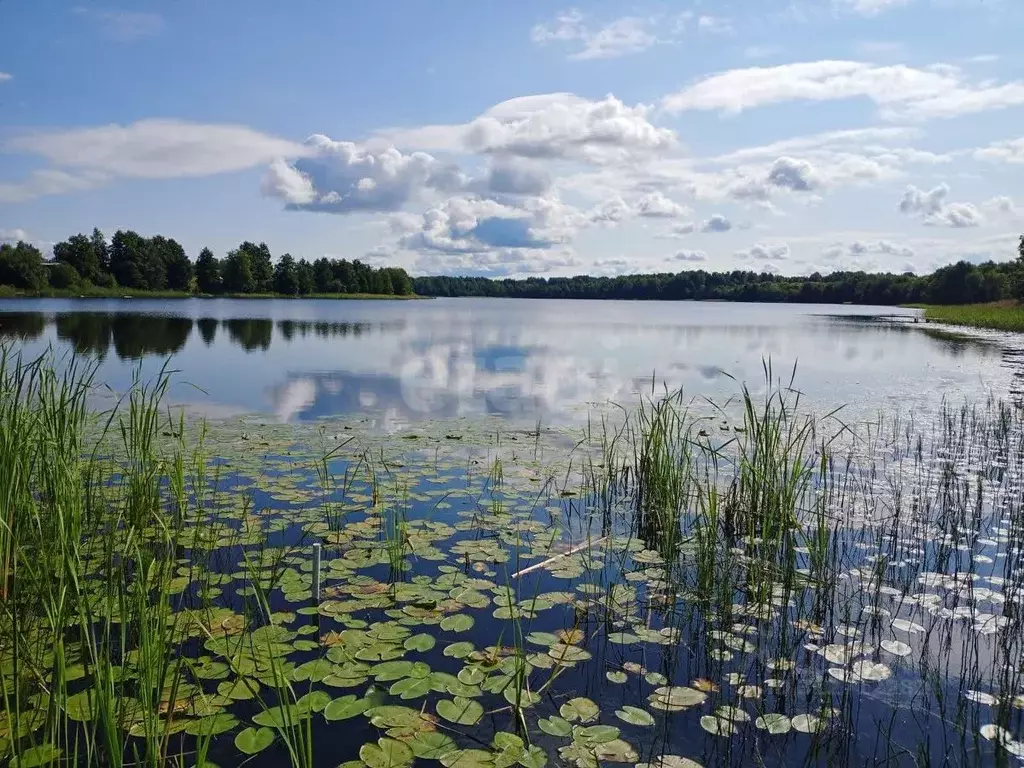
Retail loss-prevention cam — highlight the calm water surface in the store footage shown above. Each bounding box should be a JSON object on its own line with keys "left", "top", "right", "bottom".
{"left": 0, "top": 297, "right": 1016, "bottom": 425}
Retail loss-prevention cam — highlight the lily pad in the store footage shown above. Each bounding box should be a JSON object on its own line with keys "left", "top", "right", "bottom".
{"left": 559, "top": 697, "right": 599, "bottom": 724}
{"left": 235, "top": 726, "right": 275, "bottom": 755}
{"left": 325, "top": 695, "right": 369, "bottom": 720}
{"left": 361, "top": 738, "right": 415, "bottom": 768}
{"left": 437, "top": 697, "right": 484, "bottom": 726}
{"left": 615, "top": 706, "right": 654, "bottom": 727}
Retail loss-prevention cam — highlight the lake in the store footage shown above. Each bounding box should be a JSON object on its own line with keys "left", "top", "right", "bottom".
{"left": 0, "top": 297, "right": 1019, "bottom": 426}
{"left": 1, "top": 297, "right": 1023, "bottom": 768}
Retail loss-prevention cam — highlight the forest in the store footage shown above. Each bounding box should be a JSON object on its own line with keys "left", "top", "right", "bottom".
{"left": 414, "top": 237, "right": 1024, "bottom": 306}
{"left": 2, "top": 229, "right": 1023, "bottom": 306}
{"left": 0, "top": 229, "right": 414, "bottom": 296}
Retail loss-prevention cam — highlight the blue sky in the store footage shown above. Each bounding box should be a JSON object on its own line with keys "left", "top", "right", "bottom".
{"left": 1, "top": 0, "right": 1022, "bottom": 278}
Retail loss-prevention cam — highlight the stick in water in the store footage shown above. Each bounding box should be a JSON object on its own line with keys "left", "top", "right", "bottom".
{"left": 511, "top": 536, "right": 608, "bottom": 579}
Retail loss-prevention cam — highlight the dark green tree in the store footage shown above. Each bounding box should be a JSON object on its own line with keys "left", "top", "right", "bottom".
{"left": 0, "top": 241, "right": 47, "bottom": 290}
{"left": 109, "top": 230, "right": 150, "bottom": 289}
{"left": 153, "top": 237, "right": 192, "bottom": 291}
{"left": 49, "top": 262, "right": 81, "bottom": 290}
{"left": 53, "top": 233, "right": 104, "bottom": 284}
{"left": 222, "top": 248, "right": 255, "bottom": 293}
{"left": 273, "top": 254, "right": 300, "bottom": 295}
{"left": 295, "top": 259, "right": 316, "bottom": 295}
{"left": 313, "top": 258, "right": 335, "bottom": 293}
{"left": 195, "top": 248, "right": 222, "bottom": 294}
{"left": 235, "top": 241, "right": 273, "bottom": 292}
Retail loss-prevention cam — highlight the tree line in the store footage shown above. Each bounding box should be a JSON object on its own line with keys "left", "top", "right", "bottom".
{"left": 414, "top": 239, "right": 1024, "bottom": 306}
{"left": 0, "top": 229, "right": 414, "bottom": 296}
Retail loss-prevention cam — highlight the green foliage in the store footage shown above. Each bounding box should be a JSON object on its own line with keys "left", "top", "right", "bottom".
{"left": 274, "top": 253, "right": 300, "bottom": 295}
{"left": 0, "top": 241, "right": 47, "bottom": 290}
{"left": 48, "top": 261, "right": 81, "bottom": 290}
{"left": 196, "top": 247, "right": 222, "bottom": 294}
{"left": 414, "top": 255, "right": 1023, "bottom": 306}
{"left": 923, "top": 302, "right": 1024, "bottom": 332}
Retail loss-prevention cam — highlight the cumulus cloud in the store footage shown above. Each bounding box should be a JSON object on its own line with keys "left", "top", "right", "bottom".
{"left": 736, "top": 242, "right": 790, "bottom": 261}
{"left": 662, "top": 60, "right": 1024, "bottom": 120}
{"left": 697, "top": 15, "right": 733, "bottom": 34}
{"left": 672, "top": 250, "right": 707, "bottom": 262}
{"left": 379, "top": 93, "right": 676, "bottom": 165}
{"left": 589, "top": 197, "right": 631, "bottom": 225}
{"left": 485, "top": 159, "right": 552, "bottom": 196}
{"left": 263, "top": 135, "right": 464, "bottom": 214}
{"left": 700, "top": 214, "right": 733, "bottom": 233}
{"left": 635, "top": 191, "right": 689, "bottom": 218}
{"left": 531, "top": 11, "right": 659, "bottom": 60}
{"left": 767, "top": 156, "right": 821, "bottom": 191}
{"left": 413, "top": 247, "right": 581, "bottom": 278}
{"left": 898, "top": 183, "right": 984, "bottom": 228}
{"left": 0, "top": 72, "right": 12, "bottom": 82}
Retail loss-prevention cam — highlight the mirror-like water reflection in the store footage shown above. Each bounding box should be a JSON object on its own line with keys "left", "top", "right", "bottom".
{"left": 0, "top": 297, "right": 1017, "bottom": 425}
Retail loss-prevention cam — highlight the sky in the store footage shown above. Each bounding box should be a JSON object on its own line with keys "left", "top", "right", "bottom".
{"left": 1, "top": 0, "right": 1023, "bottom": 279}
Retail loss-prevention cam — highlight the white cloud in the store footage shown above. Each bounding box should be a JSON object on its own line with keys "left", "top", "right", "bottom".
{"left": 697, "top": 15, "right": 733, "bottom": 34}
{"left": 531, "top": 10, "right": 666, "bottom": 60}
{"left": 8, "top": 119, "right": 310, "bottom": 180}
{"left": 673, "top": 250, "right": 708, "bottom": 262}
{"left": 833, "top": 0, "right": 913, "bottom": 17}
{"left": 700, "top": 214, "right": 733, "bottom": 233}
{"left": 822, "top": 239, "right": 915, "bottom": 261}
{"left": 662, "top": 60, "right": 1024, "bottom": 120}
{"left": 381, "top": 93, "right": 675, "bottom": 165}
{"left": 975, "top": 138, "right": 1024, "bottom": 164}
{"left": 0, "top": 169, "right": 108, "bottom": 203}
{"left": 263, "top": 135, "right": 463, "bottom": 214}
{"left": 74, "top": 8, "right": 165, "bottom": 41}
{"left": 743, "top": 46, "right": 781, "bottom": 60}
{"left": 766, "top": 156, "right": 822, "bottom": 192}
{"left": 636, "top": 191, "right": 689, "bottom": 218}
{"left": 0, "top": 228, "right": 30, "bottom": 244}
{"left": 485, "top": 159, "right": 552, "bottom": 196}
{"left": 589, "top": 197, "right": 631, "bottom": 224}
{"left": 898, "top": 183, "right": 984, "bottom": 227}
{"left": 736, "top": 242, "right": 790, "bottom": 260}
{"left": 0, "top": 72, "right": 12, "bottom": 82}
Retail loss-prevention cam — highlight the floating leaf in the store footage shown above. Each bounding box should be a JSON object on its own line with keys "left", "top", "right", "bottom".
{"left": 699, "top": 716, "right": 735, "bottom": 737}
{"left": 367, "top": 705, "right": 426, "bottom": 729}
{"left": 606, "top": 671, "right": 628, "bottom": 684}
{"left": 791, "top": 714, "right": 824, "bottom": 733}
{"left": 410, "top": 731, "right": 459, "bottom": 760}
{"left": 324, "top": 696, "right": 368, "bottom": 720}
{"left": 361, "top": 737, "right": 415, "bottom": 768}
{"left": 441, "top": 615, "right": 475, "bottom": 633}
{"left": 437, "top": 697, "right": 484, "bottom": 726}
{"left": 441, "top": 749, "right": 496, "bottom": 768}
{"left": 185, "top": 713, "right": 239, "bottom": 736}
{"left": 615, "top": 706, "right": 654, "bottom": 727}
{"left": 755, "top": 714, "right": 791, "bottom": 734}
{"left": 405, "top": 634, "right": 436, "bottom": 652}
{"left": 538, "top": 716, "right": 573, "bottom": 737}
{"left": 11, "top": 744, "right": 62, "bottom": 767}
{"left": 235, "top": 727, "right": 275, "bottom": 755}
{"left": 445, "top": 642, "right": 475, "bottom": 658}
{"left": 559, "top": 697, "right": 599, "bottom": 724}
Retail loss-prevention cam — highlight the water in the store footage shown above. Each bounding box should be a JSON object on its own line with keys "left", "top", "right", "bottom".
{"left": 0, "top": 297, "right": 1017, "bottom": 425}
{"left": 3, "top": 297, "right": 1024, "bottom": 768}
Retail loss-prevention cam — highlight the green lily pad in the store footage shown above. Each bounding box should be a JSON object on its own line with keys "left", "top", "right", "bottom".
{"left": 374, "top": 661, "right": 416, "bottom": 681}
{"left": 405, "top": 634, "right": 437, "bottom": 652}
{"left": 11, "top": 743, "right": 62, "bottom": 767}
{"left": 441, "top": 614, "right": 475, "bottom": 633}
{"left": 325, "top": 695, "right": 369, "bottom": 720}
{"left": 184, "top": 713, "right": 239, "bottom": 736}
{"left": 606, "top": 671, "right": 628, "bottom": 684}
{"left": 560, "top": 697, "right": 599, "bottom": 724}
{"left": 445, "top": 642, "right": 475, "bottom": 658}
{"left": 441, "top": 749, "right": 496, "bottom": 768}
{"left": 437, "top": 697, "right": 484, "bottom": 725}
{"left": 390, "top": 676, "right": 434, "bottom": 699}
{"left": 615, "top": 706, "right": 654, "bottom": 727}
{"left": 754, "top": 714, "right": 791, "bottom": 734}
{"left": 235, "top": 726, "right": 275, "bottom": 755}
{"left": 410, "top": 731, "right": 459, "bottom": 760}
{"left": 361, "top": 738, "right": 414, "bottom": 768}
{"left": 518, "top": 745, "right": 547, "bottom": 768}
{"left": 538, "top": 715, "right": 573, "bottom": 737}
{"left": 367, "top": 705, "right": 426, "bottom": 729}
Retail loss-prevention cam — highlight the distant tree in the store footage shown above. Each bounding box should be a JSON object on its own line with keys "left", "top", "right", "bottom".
{"left": 313, "top": 258, "right": 336, "bottom": 293}
{"left": 273, "top": 253, "right": 299, "bottom": 295}
{"left": 53, "top": 233, "right": 104, "bottom": 284}
{"left": 48, "top": 262, "right": 81, "bottom": 290}
{"left": 195, "top": 248, "right": 222, "bottom": 294}
{"left": 387, "top": 267, "right": 414, "bottom": 296}
{"left": 295, "top": 258, "right": 316, "bottom": 295}
{"left": 372, "top": 268, "right": 394, "bottom": 295}
{"left": 0, "top": 241, "right": 47, "bottom": 290}
{"left": 109, "top": 230, "right": 150, "bottom": 289}
{"left": 1017, "top": 235, "right": 1024, "bottom": 301}
{"left": 153, "top": 237, "right": 192, "bottom": 291}
{"left": 222, "top": 248, "right": 255, "bottom": 293}
{"left": 235, "top": 241, "right": 273, "bottom": 292}
{"left": 90, "top": 228, "right": 110, "bottom": 272}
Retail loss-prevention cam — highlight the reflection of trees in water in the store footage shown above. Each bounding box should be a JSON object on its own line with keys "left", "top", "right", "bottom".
{"left": 4, "top": 311, "right": 405, "bottom": 358}
{"left": 50, "top": 313, "right": 192, "bottom": 359}
{"left": 224, "top": 318, "right": 273, "bottom": 352}
{"left": 0, "top": 313, "right": 46, "bottom": 341}
{"left": 197, "top": 317, "right": 218, "bottom": 345}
